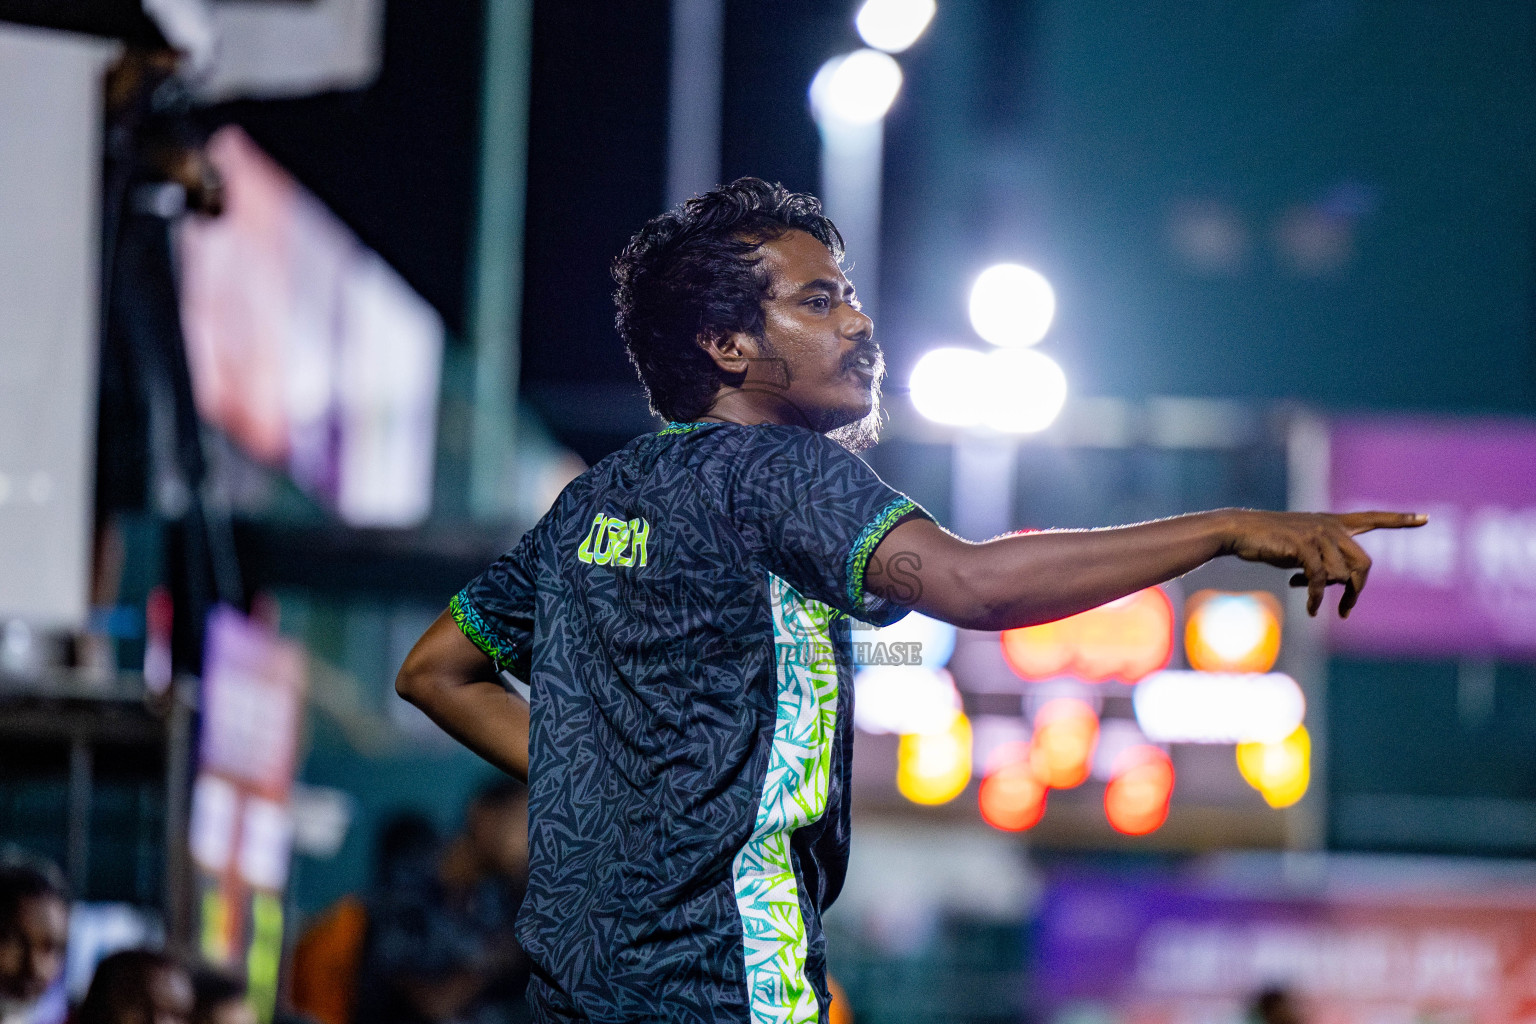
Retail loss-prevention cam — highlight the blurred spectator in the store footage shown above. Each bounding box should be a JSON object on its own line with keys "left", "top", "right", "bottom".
{"left": 0, "top": 853, "right": 69, "bottom": 1024}
{"left": 1249, "top": 986, "right": 1306, "bottom": 1024}
{"left": 289, "top": 813, "right": 440, "bottom": 1024}
{"left": 354, "top": 783, "right": 530, "bottom": 1024}
{"left": 190, "top": 970, "right": 255, "bottom": 1024}
{"left": 74, "top": 951, "right": 193, "bottom": 1024}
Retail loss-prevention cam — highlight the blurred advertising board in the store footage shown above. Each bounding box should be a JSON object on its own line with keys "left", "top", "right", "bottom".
{"left": 179, "top": 125, "right": 443, "bottom": 527}
{"left": 0, "top": 26, "right": 117, "bottom": 628}
{"left": 1323, "top": 417, "right": 1536, "bottom": 658}
{"left": 1038, "top": 874, "right": 1536, "bottom": 1024}
{"left": 189, "top": 606, "right": 306, "bottom": 1018}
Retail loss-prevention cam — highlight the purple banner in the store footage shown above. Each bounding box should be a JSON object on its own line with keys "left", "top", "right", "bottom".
{"left": 1035, "top": 874, "right": 1536, "bottom": 1021}
{"left": 1326, "top": 417, "right": 1536, "bottom": 657}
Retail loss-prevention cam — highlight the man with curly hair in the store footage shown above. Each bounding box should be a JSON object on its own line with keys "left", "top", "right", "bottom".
{"left": 398, "top": 177, "right": 1422, "bottom": 1023}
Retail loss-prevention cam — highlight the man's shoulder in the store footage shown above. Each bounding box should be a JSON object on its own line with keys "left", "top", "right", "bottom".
{"left": 529, "top": 423, "right": 856, "bottom": 532}
{"left": 653, "top": 420, "right": 852, "bottom": 465}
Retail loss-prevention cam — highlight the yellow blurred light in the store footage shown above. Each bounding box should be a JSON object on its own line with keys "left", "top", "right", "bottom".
{"left": 897, "top": 712, "right": 973, "bottom": 805}
{"left": 1185, "top": 590, "right": 1282, "bottom": 674}
{"left": 1029, "top": 697, "right": 1099, "bottom": 789}
{"left": 1104, "top": 745, "right": 1175, "bottom": 836}
{"left": 1002, "top": 588, "right": 1174, "bottom": 684}
{"left": 979, "top": 760, "right": 1048, "bottom": 832}
{"left": 1236, "top": 724, "right": 1310, "bottom": 809}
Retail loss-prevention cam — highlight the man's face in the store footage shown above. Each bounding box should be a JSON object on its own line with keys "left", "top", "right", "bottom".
{"left": 734, "top": 229, "right": 884, "bottom": 446}
{"left": 0, "top": 894, "right": 67, "bottom": 1004}
{"left": 202, "top": 997, "right": 258, "bottom": 1024}
{"left": 139, "top": 964, "right": 194, "bottom": 1024}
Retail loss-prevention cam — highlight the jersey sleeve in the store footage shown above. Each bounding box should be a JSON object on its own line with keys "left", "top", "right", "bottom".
{"left": 723, "top": 428, "right": 933, "bottom": 625}
{"left": 450, "top": 527, "right": 538, "bottom": 681}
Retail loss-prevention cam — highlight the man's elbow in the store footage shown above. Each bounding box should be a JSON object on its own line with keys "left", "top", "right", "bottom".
{"left": 394, "top": 651, "right": 441, "bottom": 707}
{"left": 920, "top": 558, "right": 1011, "bottom": 632}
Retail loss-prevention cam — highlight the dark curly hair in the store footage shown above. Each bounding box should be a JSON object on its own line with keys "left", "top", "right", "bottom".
{"left": 613, "top": 177, "right": 844, "bottom": 422}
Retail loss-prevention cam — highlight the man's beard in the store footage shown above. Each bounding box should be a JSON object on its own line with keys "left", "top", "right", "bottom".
{"left": 823, "top": 342, "right": 886, "bottom": 452}
{"left": 743, "top": 337, "right": 886, "bottom": 452}
{"left": 825, "top": 386, "right": 883, "bottom": 453}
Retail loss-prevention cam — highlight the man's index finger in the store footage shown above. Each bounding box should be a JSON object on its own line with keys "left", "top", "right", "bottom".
{"left": 1339, "top": 511, "right": 1429, "bottom": 535}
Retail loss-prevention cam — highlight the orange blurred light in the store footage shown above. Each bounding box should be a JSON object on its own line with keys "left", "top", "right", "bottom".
{"left": 897, "top": 713, "right": 973, "bottom": 806}
{"left": 1184, "top": 591, "right": 1283, "bottom": 674}
{"left": 1001, "top": 588, "right": 1174, "bottom": 684}
{"left": 978, "top": 760, "right": 1048, "bottom": 832}
{"left": 1236, "top": 724, "right": 1310, "bottom": 809}
{"left": 1028, "top": 698, "right": 1099, "bottom": 789}
{"left": 1104, "top": 744, "right": 1174, "bottom": 835}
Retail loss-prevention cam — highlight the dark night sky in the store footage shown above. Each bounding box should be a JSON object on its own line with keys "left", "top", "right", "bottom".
{"left": 213, "top": 0, "right": 1535, "bottom": 458}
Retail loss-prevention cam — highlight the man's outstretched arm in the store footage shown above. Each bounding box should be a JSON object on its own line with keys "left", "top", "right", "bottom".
{"left": 396, "top": 610, "right": 530, "bottom": 781}
{"left": 866, "top": 508, "right": 1426, "bottom": 631}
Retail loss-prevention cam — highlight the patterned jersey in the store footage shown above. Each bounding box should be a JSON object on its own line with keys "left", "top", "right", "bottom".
{"left": 450, "top": 421, "right": 930, "bottom": 1024}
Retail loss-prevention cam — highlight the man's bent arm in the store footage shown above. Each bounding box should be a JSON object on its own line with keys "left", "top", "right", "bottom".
{"left": 396, "top": 610, "right": 530, "bottom": 781}
{"left": 867, "top": 508, "right": 1426, "bottom": 631}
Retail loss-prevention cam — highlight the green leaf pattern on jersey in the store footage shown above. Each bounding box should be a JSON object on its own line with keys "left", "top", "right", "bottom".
{"left": 733, "top": 573, "right": 840, "bottom": 1024}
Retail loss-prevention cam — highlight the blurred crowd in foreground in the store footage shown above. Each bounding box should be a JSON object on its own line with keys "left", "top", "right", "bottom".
{"left": 0, "top": 780, "right": 531, "bottom": 1024}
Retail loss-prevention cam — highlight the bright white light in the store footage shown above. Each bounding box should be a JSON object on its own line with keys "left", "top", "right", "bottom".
{"left": 854, "top": 666, "right": 960, "bottom": 735}
{"left": 910, "top": 346, "right": 1068, "bottom": 434}
{"left": 809, "top": 49, "right": 904, "bottom": 127}
{"left": 981, "top": 348, "right": 1067, "bottom": 434}
{"left": 1133, "top": 670, "right": 1305, "bottom": 744}
{"left": 854, "top": 610, "right": 957, "bottom": 668}
{"left": 855, "top": 0, "right": 936, "bottom": 53}
{"left": 969, "top": 263, "right": 1056, "bottom": 347}
{"left": 909, "top": 347, "right": 987, "bottom": 427}
{"left": 1200, "top": 596, "right": 1270, "bottom": 664}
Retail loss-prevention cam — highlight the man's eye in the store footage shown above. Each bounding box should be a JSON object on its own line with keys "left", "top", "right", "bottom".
{"left": 807, "top": 296, "right": 830, "bottom": 311}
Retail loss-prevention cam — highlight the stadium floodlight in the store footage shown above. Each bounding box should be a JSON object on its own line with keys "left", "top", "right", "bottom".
{"left": 910, "top": 346, "right": 1068, "bottom": 434}
{"left": 809, "top": 49, "right": 904, "bottom": 127}
{"left": 909, "top": 346, "right": 987, "bottom": 428}
{"left": 968, "top": 263, "right": 1056, "bottom": 347}
{"left": 980, "top": 348, "right": 1067, "bottom": 434}
{"left": 855, "top": 0, "right": 937, "bottom": 54}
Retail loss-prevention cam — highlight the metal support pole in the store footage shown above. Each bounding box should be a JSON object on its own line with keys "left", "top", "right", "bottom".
{"left": 1285, "top": 412, "right": 1331, "bottom": 852}
{"left": 468, "top": 0, "right": 534, "bottom": 519}
{"left": 666, "top": 0, "right": 724, "bottom": 207}
{"left": 818, "top": 120, "right": 885, "bottom": 321}
{"left": 164, "top": 680, "right": 194, "bottom": 946}
{"left": 66, "top": 735, "right": 92, "bottom": 895}
{"left": 951, "top": 434, "right": 1018, "bottom": 541}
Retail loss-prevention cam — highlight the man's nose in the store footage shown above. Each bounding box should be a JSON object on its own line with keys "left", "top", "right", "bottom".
{"left": 842, "top": 306, "right": 874, "bottom": 341}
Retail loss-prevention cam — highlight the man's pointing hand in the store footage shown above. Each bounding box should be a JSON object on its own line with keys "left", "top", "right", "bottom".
{"left": 1222, "top": 510, "right": 1429, "bottom": 618}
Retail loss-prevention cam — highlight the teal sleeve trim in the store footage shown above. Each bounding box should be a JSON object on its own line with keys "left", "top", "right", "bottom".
{"left": 844, "top": 497, "right": 920, "bottom": 612}
{"left": 657, "top": 420, "right": 714, "bottom": 437}
{"left": 449, "top": 590, "right": 516, "bottom": 671}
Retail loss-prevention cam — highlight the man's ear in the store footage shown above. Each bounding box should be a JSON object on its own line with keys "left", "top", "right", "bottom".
{"left": 697, "top": 329, "right": 760, "bottom": 377}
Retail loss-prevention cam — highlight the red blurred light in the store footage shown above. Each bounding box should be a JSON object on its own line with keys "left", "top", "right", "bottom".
{"left": 1029, "top": 697, "right": 1099, "bottom": 789}
{"left": 1000, "top": 588, "right": 1174, "bottom": 684}
{"left": 979, "top": 761, "right": 1049, "bottom": 832}
{"left": 1104, "top": 745, "right": 1174, "bottom": 836}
